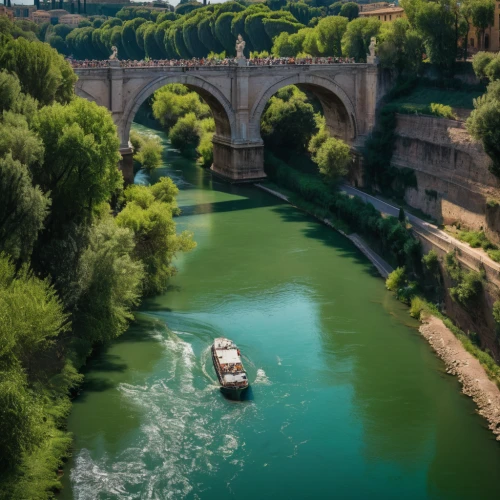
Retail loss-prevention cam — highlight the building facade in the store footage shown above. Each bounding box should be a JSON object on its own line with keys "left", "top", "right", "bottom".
{"left": 467, "top": 1, "right": 500, "bottom": 53}
{"left": 0, "top": 5, "right": 14, "bottom": 19}
{"left": 359, "top": 5, "right": 405, "bottom": 22}
{"left": 59, "top": 13, "right": 82, "bottom": 25}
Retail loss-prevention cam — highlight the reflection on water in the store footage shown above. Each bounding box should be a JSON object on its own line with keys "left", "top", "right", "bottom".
{"left": 62, "top": 124, "right": 500, "bottom": 500}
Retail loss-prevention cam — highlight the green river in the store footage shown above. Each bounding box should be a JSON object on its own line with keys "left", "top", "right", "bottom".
{"left": 61, "top": 124, "right": 500, "bottom": 500}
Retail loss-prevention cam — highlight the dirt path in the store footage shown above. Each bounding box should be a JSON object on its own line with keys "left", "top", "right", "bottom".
{"left": 420, "top": 315, "right": 500, "bottom": 440}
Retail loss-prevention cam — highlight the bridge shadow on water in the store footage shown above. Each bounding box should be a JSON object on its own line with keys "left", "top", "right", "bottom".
{"left": 269, "top": 203, "right": 382, "bottom": 279}
{"left": 179, "top": 194, "right": 282, "bottom": 217}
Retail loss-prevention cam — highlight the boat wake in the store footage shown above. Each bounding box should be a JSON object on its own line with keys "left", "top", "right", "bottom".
{"left": 69, "top": 328, "right": 256, "bottom": 499}
{"left": 254, "top": 368, "right": 271, "bottom": 385}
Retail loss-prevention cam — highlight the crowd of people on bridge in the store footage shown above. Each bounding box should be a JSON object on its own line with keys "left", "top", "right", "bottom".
{"left": 69, "top": 56, "right": 357, "bottom": 69}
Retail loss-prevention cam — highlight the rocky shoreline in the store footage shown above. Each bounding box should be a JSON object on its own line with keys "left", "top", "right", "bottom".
{"left": 420, "top": 315, "right": 500, "bottom": 440}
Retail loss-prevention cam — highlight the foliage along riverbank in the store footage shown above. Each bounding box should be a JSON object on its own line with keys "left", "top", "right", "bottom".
{"left": 0, "top": 20, "right": 194, "bottom": 499}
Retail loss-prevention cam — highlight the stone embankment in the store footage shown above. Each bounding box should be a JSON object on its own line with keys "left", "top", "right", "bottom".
{"left": 420, "top": 316, "right": 500, "bottom": 440}
{"left": 391, "top": 113, "right": 500, "bottom": 244}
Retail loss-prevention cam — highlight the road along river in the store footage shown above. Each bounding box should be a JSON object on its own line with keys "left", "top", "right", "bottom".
{"left": 61, "top": 124, "right": 500, "bottom": 500}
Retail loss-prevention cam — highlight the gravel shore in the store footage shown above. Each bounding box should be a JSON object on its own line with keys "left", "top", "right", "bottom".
{"left": 420, "top": 315, "right": 500, "bottom": 440}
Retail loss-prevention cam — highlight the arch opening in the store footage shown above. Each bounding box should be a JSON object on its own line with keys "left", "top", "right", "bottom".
{"left": 120, "top": 74, "right": 236, "bottom": 151}
{"left": 250, "top": 75, "right": 357, "bottom": 146}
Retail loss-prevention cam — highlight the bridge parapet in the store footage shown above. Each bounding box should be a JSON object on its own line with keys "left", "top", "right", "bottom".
{"left": 74, "top": 63, "right": 385, "bottom": 182}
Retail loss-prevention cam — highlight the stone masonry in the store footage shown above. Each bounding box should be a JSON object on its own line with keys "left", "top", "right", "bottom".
{"left": 74, "top": 63, "right": 384, "bottom": 182}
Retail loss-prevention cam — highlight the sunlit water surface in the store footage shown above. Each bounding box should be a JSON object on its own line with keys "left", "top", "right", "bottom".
{"left": 61, "top": 124, "right": 500, "bottom": 500}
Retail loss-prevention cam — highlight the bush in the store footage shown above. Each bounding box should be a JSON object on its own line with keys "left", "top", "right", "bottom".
{"left": 133, "top": 133, "right": 163, "bottom": 171}
{"left": 169, "top": 112, "right": 199, "bottom": 155}
{"left": 493, "top": 300, "right": 500, "bottom": 325}
{"left": 386, "top": 266, "right": 406, "bottom": 291}
{"left": 196, "top": 117, "right": 215, "bottom": 167}
{"left": 409, "top": 296, "right": 426, "bottom": 319}
{"left": 449, "top": 269, "right": 484, "bottom": 309}
{"left": 430, "top": 102, "right": 454, "bottom": 119}
{"left": 314, "top": 137, "right": 351, "bottom": 182}
{"left": 422, "top": 249, "right": 439, "bottom": 274}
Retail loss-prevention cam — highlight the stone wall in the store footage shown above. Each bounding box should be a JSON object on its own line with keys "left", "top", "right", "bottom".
{"left": 391, "top": 114, "right": 500, "bottom": 243}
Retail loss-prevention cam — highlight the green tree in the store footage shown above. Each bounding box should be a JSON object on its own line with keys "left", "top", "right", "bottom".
{"left": 329, "top": 1, "right": 344, "bottom": 15}
{"left": 0, "top": 37, "right": 76, "bottom": 105}
{"left": 297, "top": 27, "right": 319, "bottom": 56}
{"left": 377, "top": 18, "right": 424, "bottom": 75}
{"left": 175, "top": 1, "right": 203, "bottom": 17}
{"left": 466, "top": 80, "right": 500, "bottom": 177}
{"left": 32, "top": 98, "right": 122, "bottom": 227}
{"left": 314, "top": 137, "right": 351, "bottom": 181}
{"left": 386, "top": 266, "right": 407, "bottom": 291}
{"left": 133, "top": 133, "right": 163, "bottom": 171}
{"left": 0, "top": 70, "right": 21, "bottom": 113}
{"left": 398, "top": 206, "right": 406, "bottom": 224}
{"left": 0, "top": 111, "right": 44, "bottom": 167}
{"left": 121, "top": 18, "right": 147, "bottom": 59}
{"left": 316, "top": 15, "right": 348, "bottom": 56}
{"left": 197, "top": 118, "right": 215, "bottom": 167}
{"left": 116, "top": 181, "right": 195, "bottom": 295}
{"left": 261, "top": 86, "right": 316, "bottom": 152}
{"left": 466, "top": 0, "right": 495, "bottom": 50}
{"left": 170, "top": 112, "right": 200, "bottom": 154}
{"left": 152, "top": 84, "right": 210, "bottom": 130}
{"left": 472, "top": 51, "right": 494, "bottom": 79}
{"left": 144, "top": 24, "right": 165, "bottom": 59}
{"left": 0, "top": 155, "right": 50, "bottom": 261}
{"left": 402, "top": 0, "right": 457, "bottom": 72}
{"left": 198, "top": 15, "right": 223, "bottom": 53}
{"left": 183, "top": 12, "right": 209, "bottom": 57}
{"left": 341, "top": 17, "right": 381, "bottom": 62}
{"left": 339, "top": 2, "right": 359, "bottom": 21}
{"left": 72, "top": 216, "right": 144, "bottom": 345}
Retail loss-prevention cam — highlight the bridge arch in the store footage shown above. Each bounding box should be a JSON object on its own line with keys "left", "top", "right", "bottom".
{"left": 121, "top": 73, "right": 237, "bottom": 150}
{"left": 249, "top": 74, "right": 357, "bottom": 144}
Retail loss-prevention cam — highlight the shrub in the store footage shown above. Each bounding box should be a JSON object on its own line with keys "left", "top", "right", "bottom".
{"left": 449, "top": 270, "right": 483, "bottom": 309}
{"left": 409, "top": 296, "right": 426, "bottom": 319}
{"left": 422, "top": 249, "right": 439, "bottom": 274}
{"left": 386, "top": 266, "right": 406, "bottom": 291}
{"left": 133, "top": 134, "right": 163, "bottom": 171}
{"left": 472, "top": 51, "right": 494, "bottom": 79}
{"left": 430, "top": 102, "right": 454, "bottom": 119}
{"left": 444, "top": 251, "right": 461, "bottom": 281}
{"left": 169, "top": 112, "right": 199, "bottom": 154}
{"left": 314, "top": 137, "right": 351, "bottom": 182}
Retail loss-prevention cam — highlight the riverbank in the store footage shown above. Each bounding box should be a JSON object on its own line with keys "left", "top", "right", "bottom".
{"left": 421, "top": 315, "right": 500, "bottom": 440}
{"left": 255, "top": 179, "right": 500, "bottom": 440}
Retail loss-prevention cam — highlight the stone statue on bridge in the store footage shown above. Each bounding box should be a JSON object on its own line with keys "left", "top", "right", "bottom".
{"left": 367, "top": 37, "right": 378, "bottom": 65}
{"left": 109, "top": 46, "right": 118, "bottom": 60}
{"left": 236, "top": 35, "right": 246, "bottom": 60}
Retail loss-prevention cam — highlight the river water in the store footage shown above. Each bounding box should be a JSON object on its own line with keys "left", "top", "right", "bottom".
{"left": 61, "top": 124, "right": 500, "bottom": 500}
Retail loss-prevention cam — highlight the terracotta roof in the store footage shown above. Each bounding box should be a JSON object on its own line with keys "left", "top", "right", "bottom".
{"left": 359, "top": 7, "right": 404, "bottom": 15}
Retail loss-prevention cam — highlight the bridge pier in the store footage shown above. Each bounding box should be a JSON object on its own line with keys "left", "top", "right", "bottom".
{"left": 74, "top": 63, "right": 386, "bottom": 183}
{"left": 211, "top": 137, "right": 266, "bottom": 182}
{"left": 119, "top": 147, "right": 134, "bottom": 185}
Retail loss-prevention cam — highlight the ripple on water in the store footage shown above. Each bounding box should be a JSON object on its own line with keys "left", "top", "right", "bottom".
{"left": 70, "top": 329, "right": 260, "bottom": 499}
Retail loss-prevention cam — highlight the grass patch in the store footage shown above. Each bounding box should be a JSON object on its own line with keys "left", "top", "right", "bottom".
{"left": 452, "top": 229, "right": 500, "bottom": 262}
{"left": 389, "top": 85, "right": 483, "bottom": 110}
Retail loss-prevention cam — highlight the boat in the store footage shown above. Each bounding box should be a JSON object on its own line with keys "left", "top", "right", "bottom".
{"left": 211, "top": 338, "right": 249, "bottom": 400}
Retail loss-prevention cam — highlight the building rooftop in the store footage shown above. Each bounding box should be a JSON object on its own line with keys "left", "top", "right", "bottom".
{"left": 359, "top": 6, "right": 404, "bottom": 15}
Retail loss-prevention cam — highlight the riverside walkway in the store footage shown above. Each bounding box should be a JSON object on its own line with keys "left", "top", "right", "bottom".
{"left": 342, "top": 185, "right": 500, "bottom": 287}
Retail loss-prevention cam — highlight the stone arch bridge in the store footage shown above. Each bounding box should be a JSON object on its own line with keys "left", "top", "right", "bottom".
{"left": 74, "top": 63, "right": 386, "bottom": 182}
